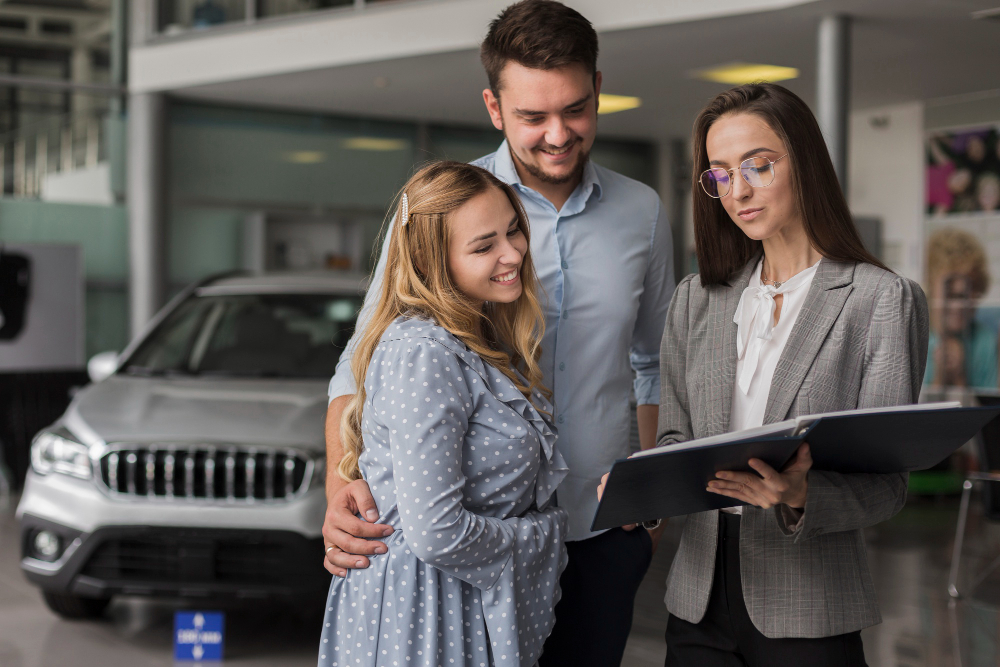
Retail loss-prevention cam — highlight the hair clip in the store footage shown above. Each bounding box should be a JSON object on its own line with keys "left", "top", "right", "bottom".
{"left": 400, "top": 193, "right": 409, "bottom": 227}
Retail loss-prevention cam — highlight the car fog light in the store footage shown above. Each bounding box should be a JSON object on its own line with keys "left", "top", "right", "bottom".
{"left": 33, "top": 530, "right": 61, "bottom": 560}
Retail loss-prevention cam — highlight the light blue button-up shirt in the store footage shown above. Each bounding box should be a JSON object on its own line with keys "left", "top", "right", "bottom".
{"left": 329, "top": 141, "right": 675, "bottom": 540}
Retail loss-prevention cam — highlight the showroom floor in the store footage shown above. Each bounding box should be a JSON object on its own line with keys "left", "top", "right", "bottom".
{"left": 1, "top": 493, "right": 999, "bottom": 667}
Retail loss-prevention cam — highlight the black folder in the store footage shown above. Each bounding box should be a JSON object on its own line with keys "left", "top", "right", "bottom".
{"left": 591, "top": 403, "right": 1000, "bottom": 531}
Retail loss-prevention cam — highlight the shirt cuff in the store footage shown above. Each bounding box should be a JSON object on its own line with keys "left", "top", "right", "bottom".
{"left": 633, "top": 374, "right": 661, "bottom": 406}
{"left": 777, "top": 504, "right": 805, "bottom": 534}
{"left": 327, "top": 372, "right": 357, "bottom": 403}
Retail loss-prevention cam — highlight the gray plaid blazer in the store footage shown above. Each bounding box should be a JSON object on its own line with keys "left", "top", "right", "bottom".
{"left": 657, "top": 256, "right": 928, "bottom": 639}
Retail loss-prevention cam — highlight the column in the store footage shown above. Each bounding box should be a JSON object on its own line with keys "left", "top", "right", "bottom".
{"left": 127, "top": 92, "right": 167, "bottom": 337}
{"left": 816, "top": 14, "right": 851, "bottom": 194}
{"left": 70, "top": 46, "right": 93, "bottom": 117}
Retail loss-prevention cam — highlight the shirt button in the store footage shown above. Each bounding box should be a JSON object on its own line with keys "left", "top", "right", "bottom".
{"left": 562, "top": 309, "right": 568, "bottom": 319}
{"left": 558, "top": 362, "right": 565, "bottom": 371}
{"left": 561, "top": 260, "right": 568, "bottom": 270}
{"left": 558, "top": 415, "right": 565, "bottom": 424}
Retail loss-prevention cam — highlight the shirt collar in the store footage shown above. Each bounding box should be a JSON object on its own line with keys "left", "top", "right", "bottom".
{"left": 492, "top": 140, "right": 604, "bottom": 206}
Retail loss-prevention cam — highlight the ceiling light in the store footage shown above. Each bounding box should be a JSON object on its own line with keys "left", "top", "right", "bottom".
{"left": 343, "top": 137, "right": 409, "bottom": 151}
{"left": 598, "top": 94, "right": 642, "bottom": 115}
{"left": 282, "top": 150, "right": 326, "bottom": 164}
{"left": 692, "top": 62, "right": 799, "bottom": 85}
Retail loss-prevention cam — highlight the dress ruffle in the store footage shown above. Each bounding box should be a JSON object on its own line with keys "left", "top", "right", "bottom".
{"left": 382, "top": 317, "right": 568, "bottom": 509}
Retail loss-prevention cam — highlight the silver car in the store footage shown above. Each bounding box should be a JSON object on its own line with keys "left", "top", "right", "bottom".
{"left": 16, "top": 272, "right": 365, "bottom": 618}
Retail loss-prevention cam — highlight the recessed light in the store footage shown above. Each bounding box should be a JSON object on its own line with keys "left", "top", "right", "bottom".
{"left": 282, "top": 150, "right": 326, "bottom": 164}
{"left": 598, "top": 94, "right": 642, "bottom": 115}
{"left": 692, "top": 62, "right": 799, "bottom": 85}
{"left": 343, "top": 137, "right": 409, "bottom": 151}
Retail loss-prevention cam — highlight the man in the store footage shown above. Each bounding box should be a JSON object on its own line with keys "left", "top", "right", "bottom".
{"left": 322, "top": 1, "right": 675, "bottom": 664}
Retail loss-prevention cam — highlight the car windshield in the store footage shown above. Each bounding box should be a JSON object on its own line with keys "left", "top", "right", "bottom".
{"left": 122, "top": 293, "right": 362, "bottom": 379}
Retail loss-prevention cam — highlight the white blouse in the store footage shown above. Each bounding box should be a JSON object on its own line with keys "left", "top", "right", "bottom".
{"left": 723, "top": 259, "right": 819, "bottom": 515}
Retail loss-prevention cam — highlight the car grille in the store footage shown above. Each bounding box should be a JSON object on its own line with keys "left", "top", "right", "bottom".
{"left": 79, "top": 528, "right": 326, "bottom": 590}
{"left": 97, "top": 445, "right": 311, "bottom": 503}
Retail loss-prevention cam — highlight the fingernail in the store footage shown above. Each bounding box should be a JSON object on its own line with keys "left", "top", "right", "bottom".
{"left": 355, "top": 559, "right": 365, "bottom": 567}
{"left": 382, "top": 526, "right": 394, "bottom": 536}
{"left": 374, "top": 545, "right": 386, "bottom": 554}
{"left": 366, "top": 510, "right": 379, "bottom": 521}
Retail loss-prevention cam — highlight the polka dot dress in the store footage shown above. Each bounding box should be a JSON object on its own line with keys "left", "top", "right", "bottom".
{"left": 319, "top": 316, "right": 569, "bottom": 667}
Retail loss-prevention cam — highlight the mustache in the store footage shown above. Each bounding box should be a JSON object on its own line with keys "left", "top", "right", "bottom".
{"left": 534, "top": 137, "right": 581, "bottom": 152}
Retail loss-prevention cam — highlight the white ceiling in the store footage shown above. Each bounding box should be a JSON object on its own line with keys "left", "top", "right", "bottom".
{"left": 172, "top": 0, "right": 1000, "bottom": 142}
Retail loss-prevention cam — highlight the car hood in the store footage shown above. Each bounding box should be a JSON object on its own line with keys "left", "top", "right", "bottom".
{"left": 65, "top": 375, "right": 330, "bottom": 453}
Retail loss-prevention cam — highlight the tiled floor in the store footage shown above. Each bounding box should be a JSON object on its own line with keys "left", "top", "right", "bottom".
{"left": 1, "top": 492, "right": 999, "bottom": 666}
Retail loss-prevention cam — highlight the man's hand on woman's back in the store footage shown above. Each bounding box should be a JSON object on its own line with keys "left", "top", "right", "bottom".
{"left": 322, "top": 478, "right": 393, "bottom": 577}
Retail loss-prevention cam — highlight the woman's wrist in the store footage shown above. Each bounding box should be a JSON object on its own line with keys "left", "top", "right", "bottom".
{"left": 784, "top": 480, "right": 808, "bottom": 509}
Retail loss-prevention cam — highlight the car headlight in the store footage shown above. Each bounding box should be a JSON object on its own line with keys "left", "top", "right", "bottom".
{"left": 31, "top": 431, "right": 92, "bottom": 479}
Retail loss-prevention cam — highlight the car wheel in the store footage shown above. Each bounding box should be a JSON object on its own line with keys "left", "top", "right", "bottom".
{"left": 41, "top": 591, "right": 111, "bottom": 620}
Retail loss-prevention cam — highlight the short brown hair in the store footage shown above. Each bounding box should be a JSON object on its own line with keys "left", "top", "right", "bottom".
{"left": 480, "top": 0, "right": 598, "bottom": 94}
{"left": 691, "top": 83, "right": 888, "bottom": 285}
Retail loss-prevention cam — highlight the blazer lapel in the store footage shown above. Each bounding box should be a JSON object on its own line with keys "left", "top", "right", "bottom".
{"left": 707, "top": 256, "right": 759, "bottom": 436}
{"left": 763, "top": 258, "right": 856, "bottom": 424}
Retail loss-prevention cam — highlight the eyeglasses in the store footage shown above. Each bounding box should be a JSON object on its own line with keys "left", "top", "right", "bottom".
{"left": 699, "top": 154, "right": 788, "bottom": 198}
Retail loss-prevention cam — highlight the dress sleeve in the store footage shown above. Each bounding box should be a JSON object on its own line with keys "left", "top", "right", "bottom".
{"left": 381, "top": 337, "right": 566, "bottom": 591}
{"left": 778, "top": 276, "right": 930, "bottom": 540}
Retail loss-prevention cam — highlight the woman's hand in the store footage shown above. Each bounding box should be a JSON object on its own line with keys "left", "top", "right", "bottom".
{"left": 707, "top": 443, "right": 812, "bottom": 509}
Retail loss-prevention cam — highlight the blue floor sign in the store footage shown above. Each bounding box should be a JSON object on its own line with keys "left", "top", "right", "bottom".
{"left": 174, "top": 611, "right": 224, "bottom": 661}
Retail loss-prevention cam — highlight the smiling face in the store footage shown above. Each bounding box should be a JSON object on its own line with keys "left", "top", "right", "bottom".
{"left": 447, "top": 185, "right": 527, "bottom": 308}
{"left": 484, "top": 63, "right": 600, "bottom": 187}
{"left": 705, "top": 112, "right": 803, "bottom": 243}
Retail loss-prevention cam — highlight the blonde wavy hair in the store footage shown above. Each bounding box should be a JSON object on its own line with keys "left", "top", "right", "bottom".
{"left": 338, "top": 161, "right": 549, "bottom": 482}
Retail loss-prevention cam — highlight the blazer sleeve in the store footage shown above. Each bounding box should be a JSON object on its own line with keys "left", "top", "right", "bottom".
{"left": 656, "top": 274, "right": 696, "bottom": 447}
{"left": 778, "top": 276, "right": 930, "bottom": 540}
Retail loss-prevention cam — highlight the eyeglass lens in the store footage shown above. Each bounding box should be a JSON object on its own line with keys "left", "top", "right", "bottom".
{"left": 700, "top": 157, "right": 776, "bottom": 198}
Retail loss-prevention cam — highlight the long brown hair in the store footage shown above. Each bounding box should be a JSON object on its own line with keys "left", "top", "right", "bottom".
{"left": 338, "top": 161, "right": 549, "bottom": 482}
{"left": 691, "top": 83, "right": 888, "bottom": 286}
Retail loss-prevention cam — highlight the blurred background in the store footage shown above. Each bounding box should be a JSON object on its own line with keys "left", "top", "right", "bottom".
{"left": 2, "top": 0, "right": 1000, "bottom": 665}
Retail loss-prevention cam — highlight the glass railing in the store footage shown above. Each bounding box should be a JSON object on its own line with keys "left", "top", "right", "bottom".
{"left": 154, "top": 0, "right": 408, "bottom": 36}
{"left": 0, "top": 106, "right": 112, "bottom": 198}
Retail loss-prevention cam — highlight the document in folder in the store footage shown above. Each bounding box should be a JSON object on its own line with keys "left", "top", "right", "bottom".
{"left": 591, "top": 402, "right": 1000, "bottom": 531}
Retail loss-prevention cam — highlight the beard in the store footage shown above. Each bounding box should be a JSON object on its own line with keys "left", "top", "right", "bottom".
{"left": 507, "top": 136, "right": 590, "bottom": 186}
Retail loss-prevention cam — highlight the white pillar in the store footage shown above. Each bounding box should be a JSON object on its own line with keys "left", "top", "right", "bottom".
{"left": 817, "top": 14, "right": 851, "bottom": 194}
{"left": 127, "top": 92, "right": 167, "bottom": 337}
{"left": 71, "top": 46, "right": 93, "bottom": 116}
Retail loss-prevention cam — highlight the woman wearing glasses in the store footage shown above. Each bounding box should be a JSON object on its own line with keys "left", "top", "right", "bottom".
{"left": 653, "top": 83, "right": 928, "bottom": 665}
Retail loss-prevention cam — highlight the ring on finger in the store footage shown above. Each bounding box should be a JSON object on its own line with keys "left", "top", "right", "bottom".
{"left": 326, "top": 546, "right": 335, "bottom": 554}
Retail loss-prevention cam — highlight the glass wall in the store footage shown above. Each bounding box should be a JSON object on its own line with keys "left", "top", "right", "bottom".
{"left": 0, "top": 101, "right": 659, "bottom": 361}
{"left": 156, "top": 0, "right": 379, "bottom": 36}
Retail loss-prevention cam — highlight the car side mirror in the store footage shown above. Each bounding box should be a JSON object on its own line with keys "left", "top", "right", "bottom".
{"left": 87, "top": 351, "right": 119, "bottom": 383}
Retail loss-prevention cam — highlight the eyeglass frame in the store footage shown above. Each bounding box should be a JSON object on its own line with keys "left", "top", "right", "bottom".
{"left": 699, "top": 154, "right": 789, "bottom": 198}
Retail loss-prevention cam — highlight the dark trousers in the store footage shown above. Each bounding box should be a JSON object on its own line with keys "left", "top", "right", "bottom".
{"left": 665, "top": 512, "right": 868, "bottom": 667}
{"left": 539, "top": 526, "right": 653, "bottom": 667}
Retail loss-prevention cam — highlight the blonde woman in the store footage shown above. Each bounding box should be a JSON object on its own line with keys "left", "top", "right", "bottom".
{"left": 319, "top": 161, "right": 569, "bottom": 667}
{"left": 924, "top": 227, "right": 995, "bottom": 389}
